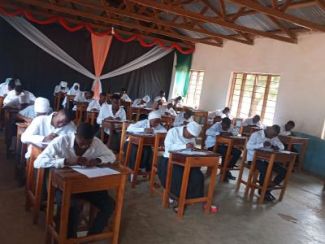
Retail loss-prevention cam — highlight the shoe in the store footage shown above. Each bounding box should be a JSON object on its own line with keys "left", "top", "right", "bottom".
{"left": 264, "top": 192, "right": 275, "bottom": 202}
{"left": 227, "top": 172, "right": 236, "bottom": 181}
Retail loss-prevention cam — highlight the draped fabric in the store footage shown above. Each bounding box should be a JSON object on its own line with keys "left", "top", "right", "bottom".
{"left": 174, "top": 52, "right": 193, "bottom": 97}
{"left": 91, "top": 34, "right": 112, "bottom": 99}
{"left": 2, "top": 15, "right": 173, "bottom": 90}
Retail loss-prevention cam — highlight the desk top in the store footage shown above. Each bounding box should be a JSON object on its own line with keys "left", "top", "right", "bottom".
{"left": 128, "top": 132, "right": 156, "bottom": 138}
{"left": 278, "top": 135, "right": 309, "bottom": 143}
{"left": 170, "top": 149, "right": 219, "bottom": 158}
{"left": 16, "top": 122, "right": 30, "bottom": 128}
{"left": 256, "top": 148, "right": 298, "bottom": 155}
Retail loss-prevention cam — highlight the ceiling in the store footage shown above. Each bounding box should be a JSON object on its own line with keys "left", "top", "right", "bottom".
{"left": 1, "top": 0, "right": 325, "bottom": 49}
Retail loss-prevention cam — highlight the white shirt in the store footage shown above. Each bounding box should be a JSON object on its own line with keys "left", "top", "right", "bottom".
{"left": 205, "top": 122, "right": 239, "bottom": 149}
{"left": 62, "top": 89, "right": 82, "bottom": 107}
{"left": 0, "top": 82, "right": 9, "bottom": 96}
{"left": 163, "top": 126, "right": 196, "bottom": 158}
{"left": 96, "top": 104, "right": 127, "bottom": 134}
{"left": 19, "top": 105, "right": 36, "bottom": 119}
{"left": 215, "top": 109, "right": 233, "bottom": 120}
{"left": 246, "top": 130, "right": 285, "bottom": 161}
{"left": 21, "top": 113, "right": 76, "bottom": 157}
{"left": 72, "top": 94, "right": 93, "bottom": 111}
{"left": 34, "top": 133, "right": 116, "bottom": 168}
{"left": 53, "top": 85, "right": 69, "bottom": 95}
{"left": 280, "top": 126, "right": 292, "bottom": 136}
{"left": 132, "top": 98, "right": 148, "bottom": 108}
{"left": 127, "top": 119, "right": 167, "bottom": 134}
{"left": 154, "top": 96, "right": 167, "bottom": 103}
{"left": 173, "top": 112, "right": 194, "bottom": 127}
{"left": 87, "top": 99, "right": 101, "bottom": 111}
{"left": 160, "top": 106, "right": 177, "bottom": 117}
{"left": 242, "top": 118, "right": 263, "bottom": 128}
{"left": 121, "top": 93, "right": 132, "bottom": 102}
{"left": 3, "top": 90, "right": 36, "bottom": 107}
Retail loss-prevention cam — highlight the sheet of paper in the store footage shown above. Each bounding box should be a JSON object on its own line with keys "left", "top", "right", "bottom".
{"left": 71, "top": 167, "right": 119, "bottom": 178}
{"left": 179, "top": 149, "right": 210, "bottom": 156}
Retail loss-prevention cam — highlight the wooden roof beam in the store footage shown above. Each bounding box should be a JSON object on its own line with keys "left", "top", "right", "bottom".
{"left": 228, "top": 0, "right": 325, "bottom": 31}
{"left": 130, "top": 0, "right": 297, "bottom": 43}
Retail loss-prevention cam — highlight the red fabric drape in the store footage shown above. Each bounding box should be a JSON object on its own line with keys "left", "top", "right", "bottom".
{"left": 0, "top": 6, "right": 195, "bottom": 54}
{"left": 91, "top": 33, "right": 112, "bottom": 99}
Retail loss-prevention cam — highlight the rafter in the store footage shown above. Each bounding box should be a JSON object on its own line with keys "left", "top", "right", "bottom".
{"left": 5, "top": 0, "right": 224, "bottom": 47}
{"left": 228, "top": 0, "right": 325, "bottom": 31}
{"left": 130, "top": 0, "right": 297, "bottom": 43}
{"left": 201, "top": 0, "right": 221, "bottom": 17}
{"left": 317, "top": 0, "right": 325, "bottom": 10}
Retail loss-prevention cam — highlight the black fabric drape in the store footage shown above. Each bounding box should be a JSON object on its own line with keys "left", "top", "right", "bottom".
{"left": 0, "top": 18, "right": 174, "bottom": 103}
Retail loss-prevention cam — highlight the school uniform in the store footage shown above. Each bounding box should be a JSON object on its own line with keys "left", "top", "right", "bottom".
{"left": 21, "top": 113, "right": 76, "bottom": 158}
{"left": 280, "top": 126, "right": 292, "bottom": 136}
{"left": 0, "top": 78, "right": 11, "bottom": 96}
{"left": 154, "top": 96, "right": 167, "bottom": 103}
{"left": 173, "top": 112, "right": 194, "bottom": 127}
{"left": 121, "top": 93, "right": 132, "bottom": 102}
{"left": 212, "top": 109, "right": 233, "bottom": 120}
{"left": 126, "top": 119, "right": 167, "bottom": 171}
{"left": 160, "top": 106, "right": 177, "bottom": 117}
{"left": 53, "top": 85, "right": 69, "bottom": 95}
{"left": 19, "top": 104, "right": 53, "bottom": 120}
{"left": 87, "top": 99, "right": 101, "bottom": 111}
{"left": 62, "top": 83, "right": 82, "bottom": 107}
{"left": 157, "top": 125, "right": 204, "bottom": 199}
{"left": 3, "top": 90, "right": 36, "bottom": 107}
{"left": 132, "top": 95, "right": 150, "bottom": 108}
{"left": 34, "top": 133, "right": 116, "bottom": 238}
{"left": 242, "top": 118, "right": 263, "bottom": 128}
{"left": 205, "top": 122, "right": 241, "bottom": 169}
{"left": 246, "top": 130, "right": 286, "bottom": 187}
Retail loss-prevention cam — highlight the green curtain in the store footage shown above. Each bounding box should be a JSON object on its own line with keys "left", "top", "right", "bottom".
{"left": 174, "top": 52, "right": 192, "bottom": 97}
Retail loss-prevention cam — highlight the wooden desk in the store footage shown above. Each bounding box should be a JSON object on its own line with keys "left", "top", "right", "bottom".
{"left": 130, "top": 107, "right": 152, "bottom": 121}
{"left": 0, "top": 95, "right": 4, "bottom": 128}
{"left": 278, "top": 135, "right": 309, "bottom": 171}
{"left": 100, "top": 120, "right": 130, "bottom": 148}
{"left": 193, "top": 110, "right": 209, "bottom": 148}
{"left": 54, "top": 92, "right": 66, "bottom": 111}
{"left": 65, "top": 95, "right": 75, "bottom": 110}
{"left": 4, "top": 107, "right": 19, "bottom": 156}
{"left": 45, "top": 165, "right": 130, "bottom": 244}
{"left": 124, "top": 132, "right": 155, "bottom": 188}
{"left": 16, "top": 122, "right": 29, "bottom": 162}
{"left": 241, "top": 126, "right": 262, "bottom": 137}
{"left": 247, "top": 149, "right": 297, "bottom": 204}
{"left": 163, "top": 149, "right": 220, "bottom": 218}
{"left": 86, "top": 110, "right": 99, "bottom": 125}
{"left": 75, "top": 102, "right": 88, "bottom": 125}
{"left": 213, "top": 136, "right": 247, "bottom": 182}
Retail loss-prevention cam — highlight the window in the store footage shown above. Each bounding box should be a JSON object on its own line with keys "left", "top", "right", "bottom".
{"left": 228, "top": 72, "right": 280, "bottom": 125}
{"left": 183, "top": 70, "right": 204, "bottom": 109}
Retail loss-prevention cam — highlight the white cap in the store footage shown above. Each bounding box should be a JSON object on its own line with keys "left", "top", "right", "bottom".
{"left": 18, "top": 93, "right": 29, "bottom": 104}
{"left": 15, "top": 79, "right": 22, "bottom": 86}
{"left": 148, "top": 110, "right": 161, "bottom": 121}
{"left": 142, "top": 95, "right": 150, "bottom": 103}
{"left": 4, "top": 78, "right": 13, "bottom": 84}
{"left": 186, "top": 121, "right": 202, "bottom": 137}
{"left": 60, "top": 81, "right": 68, "bottom": 87}
{"left": 34, "top": 97, "right": 50, "bottom": 113}
{"left": 72, "top": 82, "right": 80, "bottom": 89}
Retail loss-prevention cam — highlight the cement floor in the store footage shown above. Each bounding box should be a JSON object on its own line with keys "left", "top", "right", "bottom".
{"left": 0, "top": 139, "right": 324, "bottom": 244}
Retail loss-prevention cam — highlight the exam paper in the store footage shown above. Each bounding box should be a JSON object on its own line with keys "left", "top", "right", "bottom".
{"left": 179, "top": 149, "right": 210, "bottom": 156}
{"left": 72, "top": 167, "right": 119, "bottom": 178}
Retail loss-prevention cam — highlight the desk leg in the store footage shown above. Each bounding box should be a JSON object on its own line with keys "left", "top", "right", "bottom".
{"left": 124, "top": 142, "right": 132, "bottom": 167}
{"left": 221, "top": 143, "right": 233, "bottom": 182}
{"left": 58, "top": 184, "right": 71, "bottom": 244}
{"left": 205, "top": 165, "right": 217, "bottom": 214}
{"left": 33, "top": 168, "right": 45, "bottom": 224}
{"left": 177, "top": 163, "right": 190, "bottom": 218}
{"left": 45, "top": 171, "right": 55, "bottom": 244}
{"left": 299, "top": 143, "right": 307, "bottom": 171}
{"left": 258, "top": 156, "right": 275, "bottom": 204}
{"left": 112, "top": 175, "right": 127, "bottom": 244}
{"left": 279, "top": 156, "right": 296, "bottom": 201}
{"left": 163, "top": 157, "right": 173, "bottom": 208}
{"left": 132, "top": 139, "right": 144, "bottom": 188}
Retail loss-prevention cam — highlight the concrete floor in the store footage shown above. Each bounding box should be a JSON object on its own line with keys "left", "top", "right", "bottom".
{"left": 0, "top": 136, "right": 324, "bottom": 244}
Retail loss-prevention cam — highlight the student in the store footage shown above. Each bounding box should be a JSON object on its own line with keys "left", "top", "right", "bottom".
{"left": 280, "top": 121, "right": 295, "bottom": 136}
{"left": 3, "top": 79, "right": 36, "bottom": 107}
{"left": 53, "top": 81, "right": 69, "bottom": 95}
{"left": 0, "top": 77, "right": 13, "bottom": 97}
{"left": 169, "top": 96, "right": 182, "bottom": 108}
{"left": 97, "top": 94, "right": 126, "bottom": 151}
{"left": 99, "top": 92, "right": 107, "bottom": 106}
{"left": 132, "top": 95, "right": 150, "bottom": 108}
{"left": 152, "top": 99, "right": 163, "bottom": 111}
{"left": 126, "top": 110, "right": 167, "bottom": 172}
{"left": 161, "top": 103, "right": 177, "bottom": 117}
{"left": 85, "top": 91, "right": 102, "bottom": 111}
{"left": 173, "top": 108, "right": 193, "bottom": 127}
{"left": 158, "top": 121, "right": 203, "bottom": 209}
{"left": 17, "top": 97, "right": 51, "bottom": 123}
{"left": 154, "top": 90, "right": 167, "bottom": 103}
{"left": 120, "top": 88, "right": 132, "bottom": 102}
{"left": 205, "top": 117, "right": 241, "bottom": 180}
{"left": 246, "top": 125, "right": 285, "bottom": 201}
{"left": 21, "top": 109, "right": 76, "bottom": 158}
{"left": 242, "top": 115, "right": 263, "bottom": 128}
{"left": 62, "top": 82, "right": 81, "bottom": 107}
{"left": 215, "top": 107, "right": 233, "bottom": 119}
{"left": 34, "top": 123, "right": 116, "bottom": 238}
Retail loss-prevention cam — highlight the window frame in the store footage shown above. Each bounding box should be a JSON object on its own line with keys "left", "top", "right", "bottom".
{"left": 183, "top": 69, "right": 205, "bottom": 108}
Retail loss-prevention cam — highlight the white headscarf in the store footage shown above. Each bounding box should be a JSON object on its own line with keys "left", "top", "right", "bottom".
{"left": 60, "top": 81, "right": 68, "bottom": 88}
{"left": 34, "top": 97, "right": 50, "bottom": 113}
{"left": 4, "top": 78, "right": 13, "bottom": 84}
{"left": 148, "top": 110, "right": 162, "bottom": 121}
{"left": 186, "top": 121, "right": 202, "bottom": 137}
{"left": 142, "top": 95, "right": 150, "bottom": 103}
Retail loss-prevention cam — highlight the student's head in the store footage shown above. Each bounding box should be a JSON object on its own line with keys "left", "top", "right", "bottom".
{"left": 252, "top": 115, "right": 261, "bottom": 124}
{"left": 184, "top": 121, "right": 202, "bottom": 139}
{"left": 167, "top": 103, "right": 173, "bottom": 109}
{"left": 148, "top": 111, "right": 161, "bottom": 128}
{"left": 183, "top": 108, "right": 193, "bottom": 120}
{"left": 75, "top": 123, "right": 95, "bottom": 150}
{"left": 152, "top": 99, "right": 162, "bottom": 110}
{"left": 175, "top": 96, "right": 182, "bottom": 102}
{"left": 14, "top": 79, "right": 23, "bottom": 94}
{"left": 221, "top": 117, "right": 231, "bottom": 131}
{"left": 99, "top": 92, "right": 107, "bottom": 104}
{"left": 8, "top": 78, "right": 15, "bottom": 91}
{"left": 73, "top": 83, "right": 80, "bottom": 90}
{"left": 159, "top": 90, "right": 165, "bottom": 97}
{"left": 265, "top": 124, "right": 281, "bottom": 139}
{"left": 141, "top": 95, "right": 150, "bottom": 104}
{"left": 34, "top": 97, "right": 50, "bottom": 116}
{"left": 121, "top": 88, "right": 127, "bottom": 94}
{"left": 60, "top": 81, "right": 67, "bottom": 90}
{"left": 52, "top": 109, "right": 73, "bottom": 128}
{"left": 285, "top": 120, "right": 295, "bottom": 131}
{"left": 223, "top": 107, "right": 230, "bottom": 115}
{"left": 111, "top": 93, "right": 121, "bottom": 109}
{"left": 85, "top": 91, "right": 94, "bottom": 100}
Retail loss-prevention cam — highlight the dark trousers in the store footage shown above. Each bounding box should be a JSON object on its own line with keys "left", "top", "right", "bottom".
{"left": 157, "top": 156, "right": 204, "bottom": 199}
{"left": 55, "top": 190, "right": 115, "bottom": 238}
{"left": 256, "top": 160, "right": 287, "bottom": 187}
{"left": 123, "top": 142, "right": 153, "bottom": 172}
{"left": 215, "top": 145, "right": 242, "bottom": 168}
